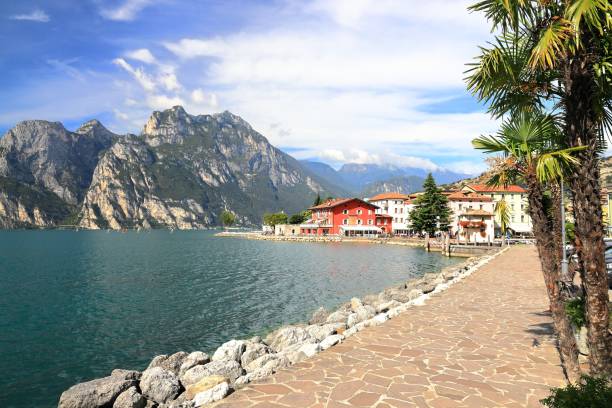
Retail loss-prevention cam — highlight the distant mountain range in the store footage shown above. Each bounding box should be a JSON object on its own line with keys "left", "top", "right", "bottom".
{"left": 0, "top": 107, "right": 343, "bottom": 229}
{"left": 300, "top": 161, "right": 470, "bottom": 197}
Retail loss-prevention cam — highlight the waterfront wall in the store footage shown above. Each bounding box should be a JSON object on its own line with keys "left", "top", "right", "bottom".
{"left": 57, "top": 249, "right": 505, "bottom": 408}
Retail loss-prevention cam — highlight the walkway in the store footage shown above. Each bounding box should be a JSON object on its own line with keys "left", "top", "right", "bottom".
{"left": 215, "top": 246, "right": 566, "bottom": 407}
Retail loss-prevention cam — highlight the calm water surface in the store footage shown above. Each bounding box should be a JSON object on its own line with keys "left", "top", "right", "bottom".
{"left": 0, "top": 230, "right": 460, "bottom": 407}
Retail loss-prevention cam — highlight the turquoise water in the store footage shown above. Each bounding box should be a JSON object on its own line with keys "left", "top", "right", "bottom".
{"left": 0, "top": 230, "right": 460, "bottom": 407}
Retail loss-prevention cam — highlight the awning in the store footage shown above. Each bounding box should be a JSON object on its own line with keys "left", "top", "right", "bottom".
{"left": 339, "top": 225, "right": 383, "bottom": 232}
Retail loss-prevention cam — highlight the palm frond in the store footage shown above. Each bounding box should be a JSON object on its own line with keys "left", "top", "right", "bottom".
{"left": 565, "top": 0, "right": 610, "bottom": 34}
{"left": 494, "top": 199, "right": 512, "bottom": 233}
{"left": 535, "top": 147, "right": 585, "bottom": 182}
{"left": 529, "top": 17, "right": 573, "bottom": 69}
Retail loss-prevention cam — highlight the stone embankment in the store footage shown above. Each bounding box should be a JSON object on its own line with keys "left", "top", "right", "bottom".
{"left": 58, "top": 251, "right": 501, "bottom": 408}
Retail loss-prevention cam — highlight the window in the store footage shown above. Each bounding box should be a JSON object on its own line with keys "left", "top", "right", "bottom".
{"left": 394, "top": 208, "right": 398, "bottom": 213}
{"left": 479, "top": 204, "right": 483, "bottom": 210}
{"left": 357, "top": 219, "right": 362, "bottom": 225}
{"left": 521, "top": 215, "right": 525, "bottom": 222}
{"left": 459, "top": 204, "right": 462, "bottom": 210}
{"left": 357, "top": 209, "right": 362, "bottom": 215}
{"left": 343, "top": 219, "right": 348, "bottom": 225}
{"left": 368, "top": 219, "right": 373, "bottom": 225}
{"left": 342, "top": 209, "right": 348, "bottom": 214}
{"left": 400, "top": 208, "right": 403, "bottom": 214}
{"left": 368, "top": 209, "right": 372, "bottom": 215}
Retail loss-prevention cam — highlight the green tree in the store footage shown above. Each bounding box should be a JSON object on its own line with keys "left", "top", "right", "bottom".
{"left": 473, "top": 111, "right": 584, "bottom": 379}
{"left": 263, "top": 212, "right": 288, "bottom": 227}
{"left": 466, "top": 0, "right": 611, "bottom": 375}
{"left": 289, "top": 211, "right": 309, "bottom": 225}
{"left": 313, "top": 193, "right": 322, "bottom": 206}
{"left": 220, "top": 210, "right": 236, "bottom": 228}
{"left": 494, "top": 199, "right": 511, "bottom": 245}
{"left": 409, "top": 174, "right": 451, "bottom": 235}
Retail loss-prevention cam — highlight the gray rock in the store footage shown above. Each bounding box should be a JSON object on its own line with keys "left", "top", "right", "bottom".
{"left": 111, "top": 370, "right": 142, "bottom": 381}
{"left": 245, "top": 353, "right": 279, "bottom": 372}
{"left": 308, "top": 307, "right": 329, "bottom": 324}
{"left": 178, "top": 352, "right": 210, "bottom": 377}
{"left": 211, "top": 339, "right": 246, "bottom": 363}
{"left": 265, "top": 326, "right": 315, "bottom": 352}
{"left": 375, "top": 300, "right": 401, "bottom": 313}
{"left": 193, "top": 382, "right": 229, "bottom": 407}
{"left": 297, "top": 343, "right": 320, "bottom": 358}
{"left": 320, "top": 334, "right": 343, "bottom": 350}
{"left": 140, "top": 367, "right": 181, "bottom": 404}
{"left": 407, "top": 289, "right": 424, "bottom": 300}
{"left": 181, "top": 360, "right": 243, "bottom": 385}
{"left": 240, "top": 342, "right": 270, "bottom": 368}
{"left": 306, "top": 323, "right": 340, "bottom": 341}
{"left": 59, "top": 375, "right": 136, "bottom": 408}
{"left": 113, "top": 386, "right": 146, "bottom": 408}
{"left": 347, "top": 305, "right": 375, "bottom": 327}
{"left": 350, "top": 297, "right": 363, "bottom": 311}
{"left": 147, "top": 352, "right": 188, "bottom": 376}
{"left": 325, "top": 310, "right": 349, "bottom": 324}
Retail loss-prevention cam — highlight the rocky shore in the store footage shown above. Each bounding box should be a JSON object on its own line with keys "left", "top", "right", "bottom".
{"left": 58, "top": 250, "right": 504, "bottom": 408}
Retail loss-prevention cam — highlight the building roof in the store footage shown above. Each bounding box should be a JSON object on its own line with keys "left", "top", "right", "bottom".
{"left": 368, "top": 192, "right": 411, "bottom": 201}
{"left": 375, "top": 213, "right": 393, "bottom": 218}
{"left": 448, "top": 191, "right": 493, "bottom": 202}
{"left": 309, "top": 197, "right": 378, "bottom": 210}
{"left": 465, "top": 184, "right": 527, "bottom": 193}
{"left": 460, "top": 209, "right": 494, "bottom": 217}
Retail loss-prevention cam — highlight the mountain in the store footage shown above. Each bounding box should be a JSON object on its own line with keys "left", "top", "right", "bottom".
{"left": 0, "top": 107, "right": 341, "bottom": 229}
{"left": 300, "top": 162, "right": 468, "bottom": 195}
{"left": 0, "top": 120, "right": 116, "bottom": 227}
{"left": 361, "top": 175, "right": 425, "bottom": 197}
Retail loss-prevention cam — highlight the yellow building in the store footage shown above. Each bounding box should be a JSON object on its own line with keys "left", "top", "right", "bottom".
{"left": 461, "top": 184, "right": 532, "bottom": 236}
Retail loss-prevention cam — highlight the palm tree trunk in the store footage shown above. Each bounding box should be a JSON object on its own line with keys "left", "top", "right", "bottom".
{"left": 563, "top": 31, "right": 612, "bottom": 376}
{"left": 526, "top": 174, "right": 581, "bottom": 381}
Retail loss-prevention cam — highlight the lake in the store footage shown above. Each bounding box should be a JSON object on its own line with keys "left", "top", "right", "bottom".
{"left": 0, "top": 230, "right": 460, "bottom": 407}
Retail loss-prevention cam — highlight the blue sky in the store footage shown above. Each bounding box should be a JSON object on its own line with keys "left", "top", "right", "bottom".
{"left": 0, "top": 0, "right": 499, "bottom": 175}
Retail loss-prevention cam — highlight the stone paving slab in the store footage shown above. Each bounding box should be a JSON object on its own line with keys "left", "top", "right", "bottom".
{"left": 214, "top": 246, "right": 565, "bottom": 407}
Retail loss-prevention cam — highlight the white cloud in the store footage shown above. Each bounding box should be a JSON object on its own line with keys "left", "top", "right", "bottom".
{"left": 113, "top": 58, "right": 156, "bottom": 92}
{"left": 125, "top": 48, "right": 156, "bottom": 64}
{"left": 146, "top": 94, "right": 184, "bottom": 111}
{"left": 113, "top": 109, "right": 129, "bottom": 121}
{"left": 10, "top": 9, "right": 50, "bottom": 22}
{"left": 317, "top": 149, "right": 440, "bottom": 171}
{"left": 100, "top": 0, "right": 154, "bottom": 21}
{"left": 191, "top": 88, "right": 205, "bottom": 103}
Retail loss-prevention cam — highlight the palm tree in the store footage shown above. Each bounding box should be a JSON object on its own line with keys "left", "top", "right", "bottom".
{"left": 494, "top": 199, "right": 511, "bottom": 245}
{"left": 466, "top": 0, "right": 611, "bottom": 375}
{"left": 474, "top": 111, "right": 583, "bottom": 380}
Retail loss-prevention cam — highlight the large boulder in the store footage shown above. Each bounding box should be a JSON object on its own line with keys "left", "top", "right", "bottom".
{"left": 184, "top": 375, "right": 228, "bottom": 400}
{"left": 110, "top": 370, "right": 142, "bottom": 381}
{"left": 211, "top": 340, "right": 246, "bottom": 363}
{"left": 308, "top": 307, "right": 329, "bottom": 325}
{"left": 320, "top": 334, "right": 343, "bottom": 350}
{"left": 112, "top": 387, "right": 146, "bottom": 408}
{"left": 240, "top": 342, "right": 270, "bottom": 368}
{"left": 139, "top": 367, "right": 182, "bottom": 404}
{"left": 59, "top": 374, "right": 136, "bottom": 408}
{"left": 178, "top": 352, "right": 210, "bottom": 377}
{"left": 146, "top": 352, "right": 188, "bottom": 376}
{"left": 244, "top": 356, "right": 290, "bottom": 381}
{"left": 325, "top": 310, "right": 349, "bottom": 324}
{"left": 193, "top": 382, "right": 230, "bottom": 407}
{"left": 306, "top": 323, "right": 342, "bottom": 341}
{"left": 350, "top": 297, "right": 363, "bottom": 311}
{"left": 347, "top": 305, "right": 375, "bottom": 327}
{"left": 181, "top": 360, "right": 243, "bottom": 386}
{"left": 265, "top": 326, "right": 315, "bottom": 352}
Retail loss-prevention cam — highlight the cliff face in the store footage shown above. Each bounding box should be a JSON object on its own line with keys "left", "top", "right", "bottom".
{"left": 0, "top": 120, "right": 115, "bottom": 228}
{"left": 78, "top": 107, "right": 334, "bottom": 229}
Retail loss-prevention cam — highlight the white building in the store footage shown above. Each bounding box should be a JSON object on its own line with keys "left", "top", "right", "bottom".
{"left": 462, "top": 184, "right": 532, "bottom": 235}
{"left": 447, "top": 191, "right": 495, "bottom": 243}
{"left": 367, "top": 193, "right": 414, "bottom": 235}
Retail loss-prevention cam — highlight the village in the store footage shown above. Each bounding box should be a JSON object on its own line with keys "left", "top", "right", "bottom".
{"left": 266, "top": 181, "right": 533, "bottom": 244}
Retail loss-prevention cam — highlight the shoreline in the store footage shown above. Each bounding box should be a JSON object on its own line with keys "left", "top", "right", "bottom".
{"left": 58, "top": 247, "right": 505, "bottom": 408}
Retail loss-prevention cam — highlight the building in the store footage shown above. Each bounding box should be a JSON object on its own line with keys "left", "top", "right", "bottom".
{"left": 367, "top": 193, "right": 413, "bottom": 235}
{"left": 447, "top": 191, "right": 495, "bottom": 243}
{"left": 300, "top": 198, "right": 382, "bottom": 236}
{"left": 375, "top": 214, "right": 393, "bottom": 234}
{"left": 274, "top": 224, "right": 299, "bottom": 236}
{"left": 462, "top": 184, "right": 532, "bottom": 235}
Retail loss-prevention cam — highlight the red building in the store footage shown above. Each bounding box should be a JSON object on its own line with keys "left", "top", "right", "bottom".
{"left": 300, "top": 198, "right": 383, "bottom": 236}
{"left": 375, "top": 214, "right": 393, "bottom": 234}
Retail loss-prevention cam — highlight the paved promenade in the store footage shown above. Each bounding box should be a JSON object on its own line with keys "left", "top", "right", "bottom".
{"left": 215, "top": 246, "right": 566, "bottom": 407}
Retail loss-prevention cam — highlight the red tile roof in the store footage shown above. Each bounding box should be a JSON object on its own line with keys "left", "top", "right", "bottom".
{"left": 448, "top": 191, "right": 493, "bottom": 202}
{"left": 309, "top": 198, "right": 378, "bottom": 210}
{"left": 368, "top": 192, "right": 410, "bottom": 201}
{"left": 466, "top": 184, "right": 527, "bottom": 193}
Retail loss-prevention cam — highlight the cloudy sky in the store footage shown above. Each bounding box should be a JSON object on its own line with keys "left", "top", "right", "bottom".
{"left": 0, "top": 0, "right": 498, "bottom": 174}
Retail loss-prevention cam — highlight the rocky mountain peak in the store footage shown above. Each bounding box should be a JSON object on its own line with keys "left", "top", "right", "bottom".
{"left": 142, "top": 105, "right": 194, "bottom": 146}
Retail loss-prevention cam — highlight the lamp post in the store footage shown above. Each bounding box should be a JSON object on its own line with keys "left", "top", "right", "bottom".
{"left": 560, "top": 180, "right": 569, "bottom": 277}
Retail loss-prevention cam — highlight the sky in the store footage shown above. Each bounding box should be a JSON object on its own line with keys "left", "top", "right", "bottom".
{"left": 0, "top": 0, "right": 500, "bottom": 175}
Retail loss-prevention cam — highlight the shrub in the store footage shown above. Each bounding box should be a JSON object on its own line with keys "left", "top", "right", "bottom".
{"left": 564, "top": 297, "right": 586, "bottom": 328}
{"left": 540, "top": 376, "right": 612, "bottom": 407}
